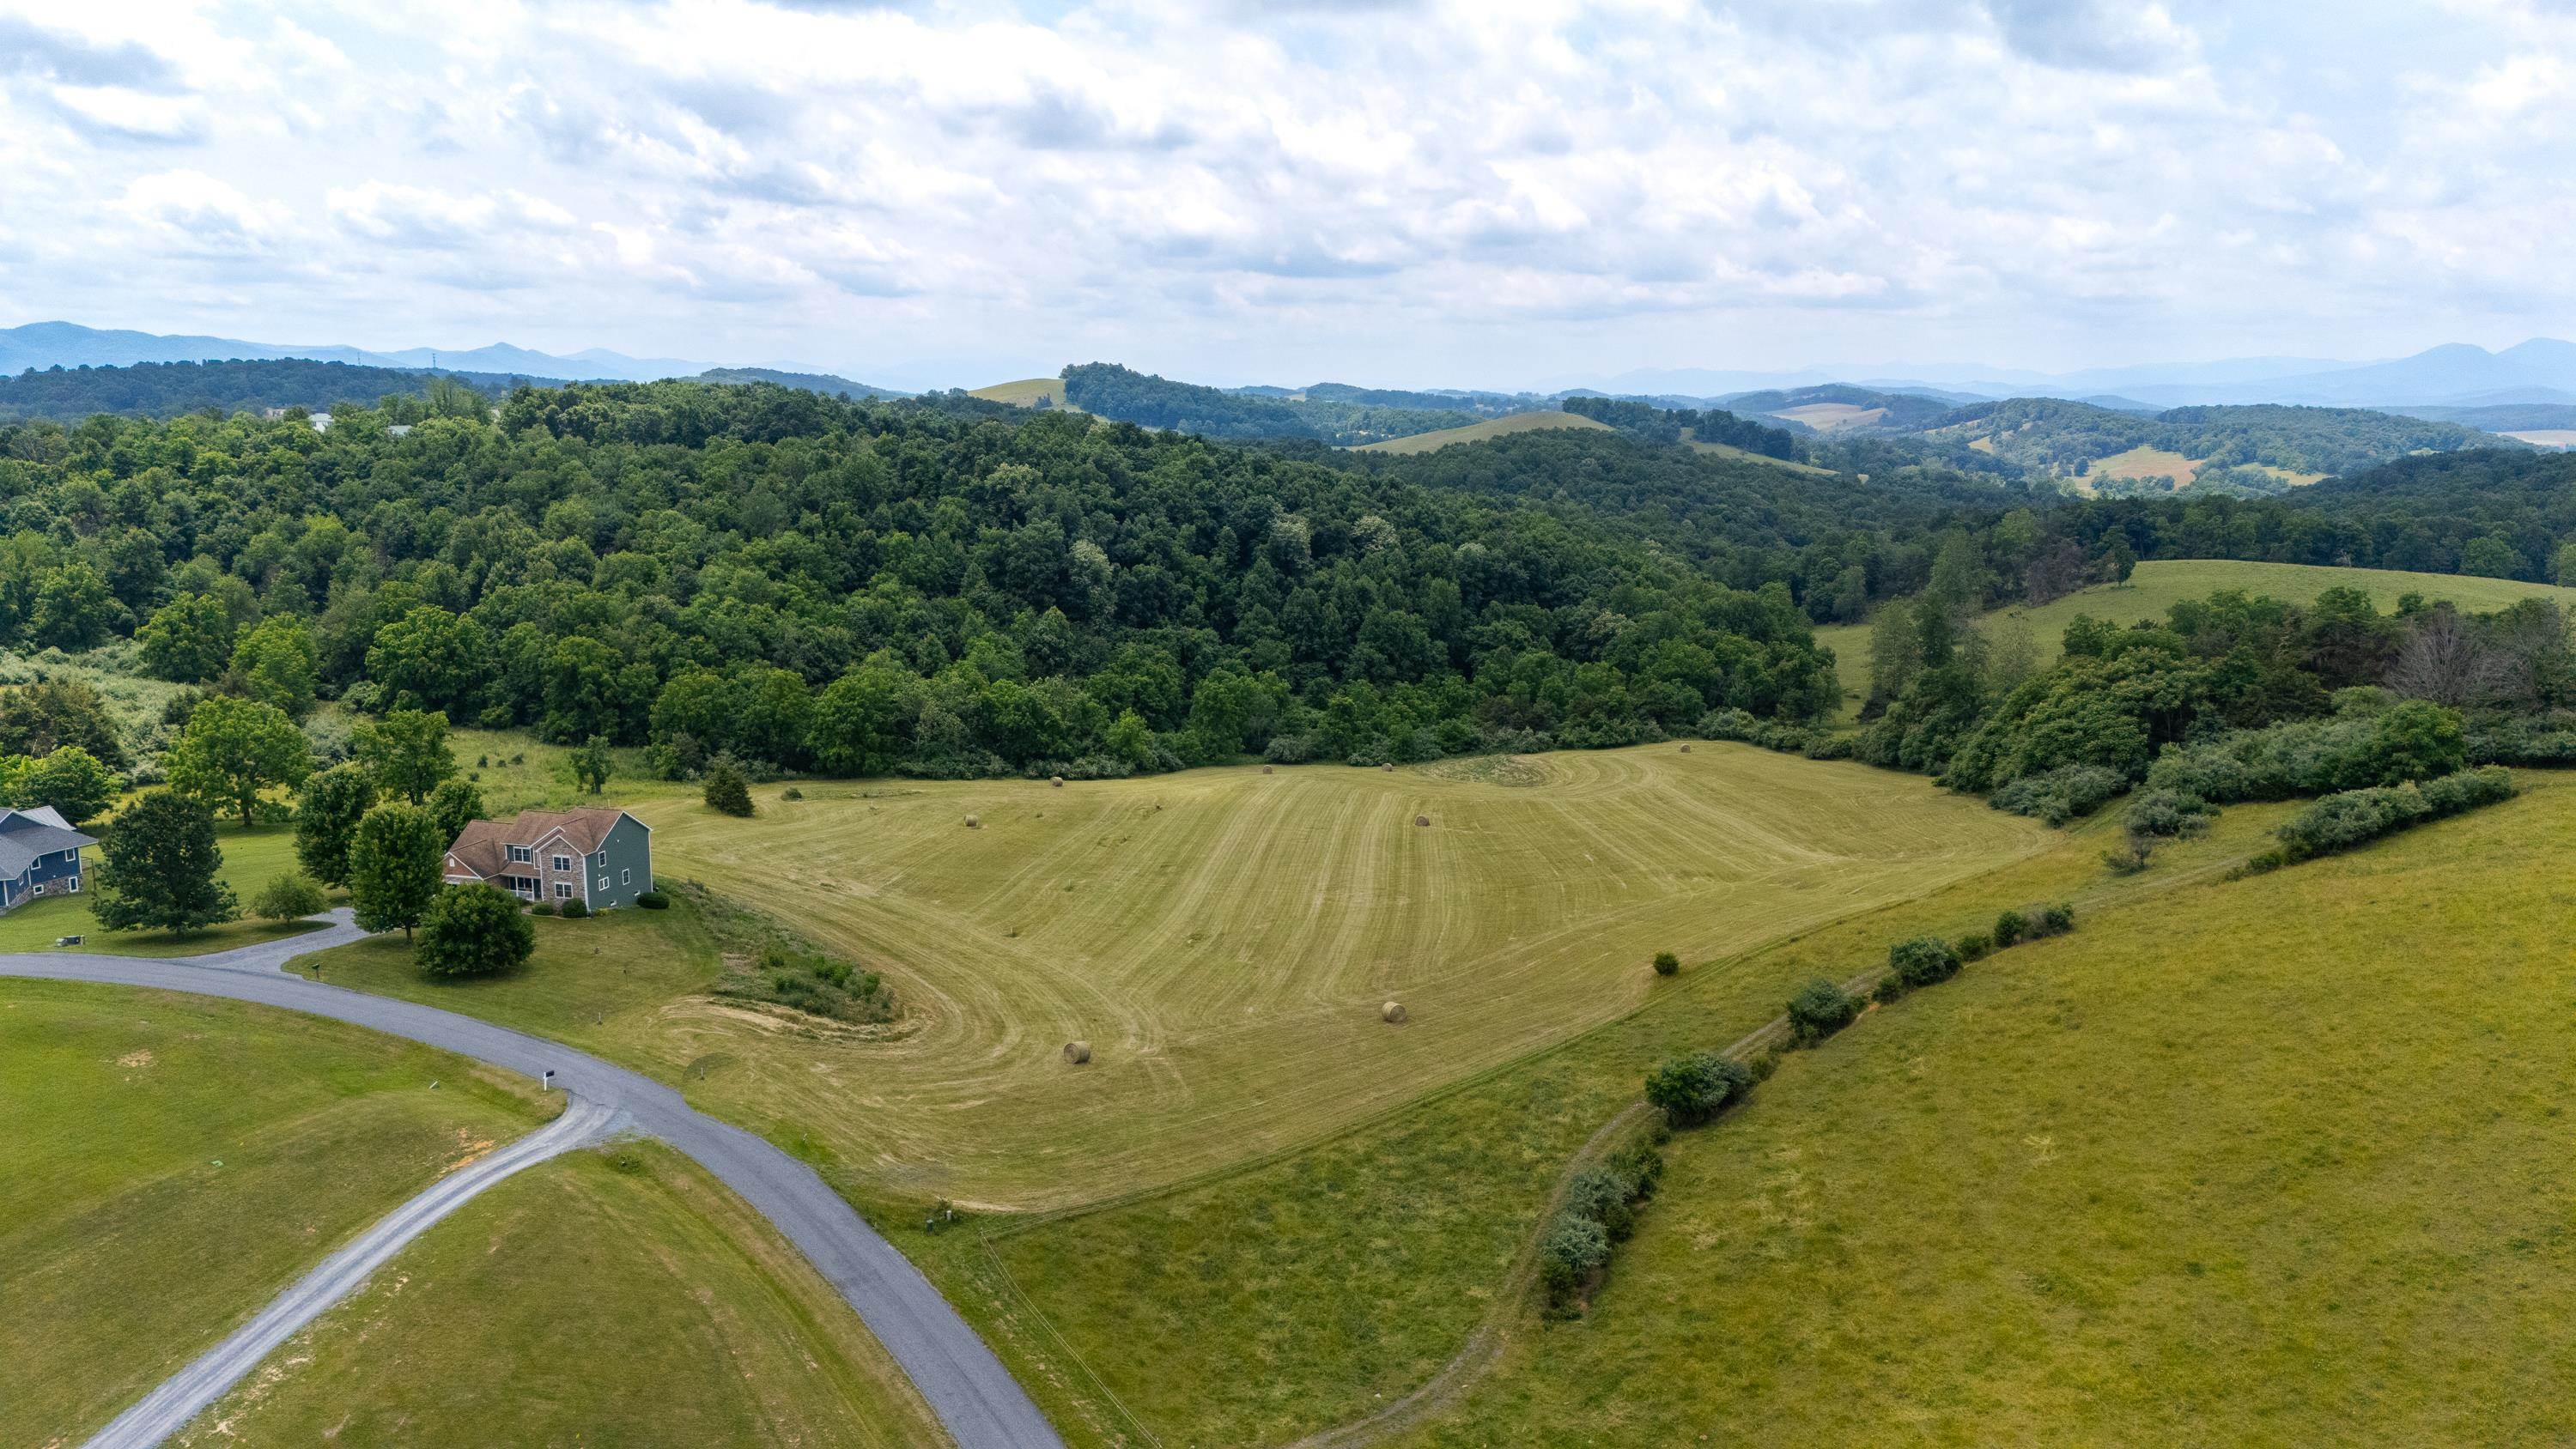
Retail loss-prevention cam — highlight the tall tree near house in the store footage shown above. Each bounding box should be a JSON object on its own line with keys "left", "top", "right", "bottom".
{"left": 349, "top": 801, "right": 444, "bottom": 939}
{"left": 92, "top": 789, "right": 237, "bottom": 936}
{"left": 416, "top": 883, "right": 535, "bottom": 978}
{"left": 354, "top": 708, "right": 456, "bottom": 803}
{"left": 167, "top": 694, "right": 312, "bottom": 828}
{"left": 18, "top": 745, "right": 116, "bottom": 825}
{"left": 293, "top": 763, "right": 377, "bottom": 888}
{"left": 569, "top": 735, "right": 613, "bottom": 794}
{"left": 424, "top": 777, "right": 484, "bottom": 844}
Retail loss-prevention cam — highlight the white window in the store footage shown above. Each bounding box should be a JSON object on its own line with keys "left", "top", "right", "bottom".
{"left": 30, "top": 882, "right": 42, "bottom": 896}
{"left": 66, "top": 876, "right": 77, "bottom": 894}
{"left": 552, "top": 854, "right": 572, "bottom": 871}
{"left": 508, "top": 846, "right": 532, "bottom": 864}
{"left": 620, "top": 869, "right": 631, "bottom": 884}
{"left": 554, "top": 882, "right": 574, "bottom": 900}
{"left": 596, "top": 876, "right": 608, "bottom": 890}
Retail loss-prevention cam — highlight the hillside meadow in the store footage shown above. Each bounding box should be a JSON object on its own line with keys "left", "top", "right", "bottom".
{"left": 1389, "top": 773, "right": 2576, "bottom": 1446}
{"left": 1350, "top": 409, "right": 1608, "bottom": 453}
{"left": 178, "top": 1142, "right": 947, "bottom": 1447}
{"left": 0, "top": 982, "right": 552, "bottom": 1444}
{"left": 1815, "top": 559, "right": 2576, "bottom": 716}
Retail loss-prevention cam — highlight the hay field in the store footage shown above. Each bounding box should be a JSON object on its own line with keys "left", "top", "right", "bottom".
{"left": 2505, "top": 428, "right": 2576, "bottom": 449}
{"left": 968, "top": 377, "right": 1065, "bottom": 406}
{"left": 1394, "top": 774, "right": 2576, "bottom": 1446}
{"left": 636, "top": 747, "right": 2045, "bottom": 1209}
{"left": 2087, "top": 443, "right": 2201, "bottom": 485}
{"left": 1814, "top": 559, "right": 2576, "bottom": 717}
{"left": 1352, "top": 409, "right": 1608, "bottom": 454}
{"left": 1768, "top": 402, "right": 1884, "bottom": 432}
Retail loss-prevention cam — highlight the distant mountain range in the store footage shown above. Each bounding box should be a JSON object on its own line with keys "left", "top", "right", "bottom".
{"left": 1592, "top": 339, "right": 2576, "bottom": 409}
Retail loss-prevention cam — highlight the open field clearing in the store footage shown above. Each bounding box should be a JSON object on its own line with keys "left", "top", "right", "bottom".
{"left": 177, "top": 1141, "right": 947, "bottom": 1447}
{"left": 1680, "top": 430, "right": 1836, "bottom": 476}
{"left": 969, "top": 377, "right": 1068, "bottom": 407}
{"left": 1768, "top": 402, "right": 1884, "bottom": 432}
{"left": 0, "top": 981, "right": 550, "bottom": 1445}
{"left": 904, "top": 797, "right": 2289, "bottom": 1445}
{"left": 1815, "top": 559, "right": 2576, "bottom": 716}
{"left": 2505, "top": 428, "right": 2576, "bottom": 448}
{"left": 631, "top": 749, "right": 2045, "bottom": 1209}
{"left": 1391, "top": 773, "right": 2576, "bottom": 1446}
{"left": 2085, "top": 443, "right": 2201, "bottom": 485}
{"left": 1352, "top": 409, "right": 1608, "bottom": 453}
{"left": 0, "top": 824, "right": 323, "bottom": 957}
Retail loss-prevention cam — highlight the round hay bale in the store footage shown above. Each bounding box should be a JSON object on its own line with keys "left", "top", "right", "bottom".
{"left": 1381, "top": 1001, "right": 1407, "bottom": 1024}
{"left": 1380, "top": 762, "right": 1395, "bottom": 773}
{"left": 1414, "top": 814, "right": 1431, "bottom": 828}
{"left": 1261, "top": 764, "right": 1274, "bottom": 775}
{"left": 1679, "top": 743, "right": 1692, "bottom": 753}
{"left": 1063, "top": 1040, "right": 1091, "bottom": 1064}
{"left": 964, "top": 814, "right": 981, "bottom": 829}
{"left": 1050, "top": 775, "right": 1065, "bottom": 787}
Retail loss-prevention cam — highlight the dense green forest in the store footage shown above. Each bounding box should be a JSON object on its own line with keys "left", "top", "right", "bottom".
{"left": 0, "top": 380, "right": 1869, "bottom": 779}
{"left": 1060, "top": 362, "right": 1487, "bottom": 445}
{"left": 0, "top": 358, "right": 535, "bottom": 423}
{"left": 1557, "top": 395, "right": 1803, "bottom": 459}
{"left": 696, "top": 367, "right": 904, "bottom": 400}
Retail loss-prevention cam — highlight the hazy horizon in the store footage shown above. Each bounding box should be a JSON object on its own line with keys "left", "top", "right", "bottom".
{"left": 7, "top": 2, "right": 2575, "bottom": 391}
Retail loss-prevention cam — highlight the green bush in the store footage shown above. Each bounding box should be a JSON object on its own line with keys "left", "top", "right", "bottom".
{"left": 530, "top": 900, "right": 555, "bottom": 916}
{"left": 1650, "top": 950, "right": 1680, "bottom": 977}
{"left": 1886, "top": 934, "right": 1962, "bottom": 991}
{"left": 416, "top": 882, "right": 537, "bottom": 978}
{"left": 1538, "top": 1212, "right": 1613, "bottom": 1305}
{"left": 1988, "top": 763, "right": 2127, "bottom": 826}
{"left": 703, "top": 755, "right": 754, "bottom": 817}
{"left": 1956, "top": 931, "right": 1993, "bottom": 962}
{"left": 2034, "top": 902, "right": 2075, "bottom": 936}
{"left": 251, "top": 871, "right": 327, "bottom": 921}
{"left": 1643, "top": 1050, "right": 1751, "bottom": 1127}
{"left": 2275, "top": 767, "right": 2513, "bottom": 860}
{"left": 1992, "top": 908, "right": 2026, "bottom": 947}
{"left": 1785, "top": 978, "right": 1862, "bottom": 1044}
{"left": 781, "top": 785, "right": 805, "bottom": 800}
{"left": 635, "top": 889, "right": 671, "bottom": 910}
{"left": 1562, "top": 1167, "right": 1638, "bottom": 1242}
{"left": 559, "top": 899, "right": 589, "bottom": 919}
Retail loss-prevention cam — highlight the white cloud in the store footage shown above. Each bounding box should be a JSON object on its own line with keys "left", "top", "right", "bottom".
{"left": 1, "top": 0, "right": 2573, "bottom": 385}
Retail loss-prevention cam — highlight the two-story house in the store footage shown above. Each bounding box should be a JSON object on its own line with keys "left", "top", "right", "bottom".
{"left": 0, "top": 804, "right": 94, "bottom": 912}
{"left": 440, "top": 807, "right": 653, "bottom": 911}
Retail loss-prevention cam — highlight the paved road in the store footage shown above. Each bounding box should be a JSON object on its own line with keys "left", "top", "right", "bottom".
{"left": 7, "top": 914, "right": 1062, "bottom": 1449}
{"left": 86, "top": 1091, "right": 623, "bottom": 1448}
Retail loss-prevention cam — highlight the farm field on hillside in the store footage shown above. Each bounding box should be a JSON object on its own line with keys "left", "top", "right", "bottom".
{"left": 1352, "top": 409, "right": 1607, "bottom": 453}
{"left": 909, "top": 797, "right": 2288, "bottom": 1446}
{"left": 1769, "top": 401, "right": 1883, "bottom": 431}
{"left": 1815, "top": 559, "right": 2576, "bottom": 715}
{"left": 535, "top": 747, "right": 2050, "bottom": 1210}
{"left": 969, "top": 377, "right": 1067, "bottom": 407}
{"left": 0, "top": 982, "right": 550, "bottom": 1444}
{"left": 178, "top": 1142, "right": 947, "bottom": 1447}
{"left": 1394, "top": 773, "right": 2576, "bottom": 1446}
{"left": 1680, "top": 429, "right": 1836, "bottom": 475}
{"left": 2085, "top": 443, "right": 2201, "bottom": 485}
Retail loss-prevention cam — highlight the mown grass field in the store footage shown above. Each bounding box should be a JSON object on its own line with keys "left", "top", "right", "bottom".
{"left": 1388, "top": 773, "right": 2576, "bottom": 1446}
{"left": 629, "top": 748, "right": 2046, "bottom": 1210}
{"left": 969, "top": 377, "right": 1068, "bottom": 407}
{"left": 0, "top": 824, "right": 324, "bottom": 957}
{"left": 177, "top": 1141, "right": 948, "bottom": 1447}
{"left": 1815, "top": 559, "right": 2576, "bottom": 717}
{"left": 1352, "top": 409, "right": 1608, "bottom": 454}
{"left": 899, "top": 793, "right": 2287, "bottom": 1446}
{"left": 0, "top": 981, "right": 551, "bottom": 1445}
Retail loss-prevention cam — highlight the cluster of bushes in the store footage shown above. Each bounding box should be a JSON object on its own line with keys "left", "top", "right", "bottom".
{"left": 1987, "top": 763, "right": 2125, "bottom": 826}
{"left": 713, "top": 940, "right": 899, "bottom": 1025}
{"left": 1694, "top": 707, "right": 1855, "bottom": 761}
{"left": 2107, "top": 787, "right": 2218, "bottom": 871}
{"left": 1536, "top": 1141, "right": 1666, "bottom": 1311}
{"left": 1870, "top": 903, "right": 2075, "bottom": 1008}
{"left": 2256, "top": 767, "right": 2515, "bottom": 870}
{"left": 2142, "top": 697, "right": 2465, "bottom": 803}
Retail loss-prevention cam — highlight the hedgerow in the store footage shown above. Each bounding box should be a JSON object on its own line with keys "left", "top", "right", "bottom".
{"left": 2261, "top": 766, "right": 2515, "bottom": 867}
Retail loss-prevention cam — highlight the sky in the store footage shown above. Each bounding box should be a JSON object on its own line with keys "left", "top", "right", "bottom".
{"left": 3, "top": 0, "right": 2574, "bottom": 391}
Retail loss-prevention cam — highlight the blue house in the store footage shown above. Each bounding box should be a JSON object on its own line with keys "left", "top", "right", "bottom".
{"left": 0, "top": 805, "right": 94, "bottom": 912}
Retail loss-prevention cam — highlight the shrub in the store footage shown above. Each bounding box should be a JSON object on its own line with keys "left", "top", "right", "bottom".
{"left": 2275, "top": 767, "right": 2512, "bottom": 861}
{"left": 1650, "top": 950, "right": 1680, "bottom": 978}
{"left": 1955, "top": 931, "right": 1993, "bottom": 962}
{"left": 2034, "top": 902, "right": 2075, "bottom": 936}
{"left": 1643, "top": 1049, "right": 1751, "bottom": 1127}
{"left": 703, "top": 755, "right": 754, "bottom": 816}
{"left": 781, "top": 785, "right": 805, "bottom": 801}
{"left": 1785, "top": 978, "right": 1862, "bottom": 1044}
{"left": 416, "top": 882, "right": 537, "bottom": 978}
{"left": 1992, "top": 908, "right": 2026, "bottom": 947}
{"left": 1538, "top": 1212, "right": 1613, "bottom": 1305}
{"left": 251, "top": 871, "right": 327, "bottom": 921}
{"left": 1988, "top": 763, "right": 2126, "bottom": 827}
{"left": 635, "top": 889, "right": 671, "bottom": 910}
{"left": 1562, "top": 1167, "right": 1639, "bottom": 1242}
{"left": 1263, "top": 735, "right": 1315, "bottom": 765}
{"left": 1886, "top": 934, "right": 1962, "bottom": 991}
{"left": 559, "top": 899, "right": 590, "bottom": 919}
{"left": 530, "top": 900, "right": 556, "bottom": 916}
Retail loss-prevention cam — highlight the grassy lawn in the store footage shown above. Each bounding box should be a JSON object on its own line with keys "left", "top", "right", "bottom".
{"left": 447, "top": 727, "right": 675, "bottom": 817}
{"left": 629, "top": 745, "right": 2045, "bottom": 1210}
{"left": 175, "top": 1140, "right": 949, "bottom": 1447}
{"left": 1351, "top": 410, "right": 1608, "bottom": 454}
{"left": 0, "top": 980, "right": 552, "bottom": 1444}
{"left": 1815, "top": 559, "right": 2576, "bottom": 718}
{"left": 0, "top": 824, "right": 325, "bottom": 958}
{"left": 894, "top": 802, "right": 2285, "bottom": 1446}
{"left": 1387, "top": 773, "right": 2576, "bottom": 1445}
{"left": 290, "top": 895, "right": 724, "bottom": 1058}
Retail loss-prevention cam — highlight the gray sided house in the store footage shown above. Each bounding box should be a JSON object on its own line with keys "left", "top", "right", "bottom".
{"left": 440, "top": 807, "right": 653, "bottom": 911}
{"left": 0, "top": 804, "right": 94, "bottom": 912}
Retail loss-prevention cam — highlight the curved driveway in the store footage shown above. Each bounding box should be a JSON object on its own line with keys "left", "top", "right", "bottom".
{"left": 5, "top": 915, "right": 1061, "bottom": 1449}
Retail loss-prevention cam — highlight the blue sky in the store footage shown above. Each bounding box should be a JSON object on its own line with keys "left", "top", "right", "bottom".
{"left": 3, "top": 0, "right": 2573, "bottom": 390}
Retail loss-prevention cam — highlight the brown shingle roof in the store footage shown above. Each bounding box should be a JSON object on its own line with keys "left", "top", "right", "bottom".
{"left": 443, "top": 807, "right": 635, "bottom": 878}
